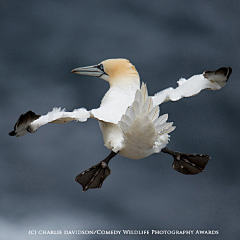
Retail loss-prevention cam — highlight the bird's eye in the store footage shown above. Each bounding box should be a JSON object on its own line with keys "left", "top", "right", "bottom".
{"left": 98, "top": 64, "right": 104, "bottom": 72}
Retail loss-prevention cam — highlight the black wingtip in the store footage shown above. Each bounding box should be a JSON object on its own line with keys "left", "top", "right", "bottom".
{"left": 9, "top": 111, "right": 40, "bottom": 137}
{"left": 204, "top": 66, "right": 232, "bottom": 83}
{"left": 9, "top": 131, "right": 16, "bottom": 136}
{"left": 226, "top": 67, "right": 232, "bottom": 80}
{"left": 215, "top": 67, "right": 232, "bottom": 81}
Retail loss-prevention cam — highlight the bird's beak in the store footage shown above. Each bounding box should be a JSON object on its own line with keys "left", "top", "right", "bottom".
{"left": 71, "top": 65, "right": 104, "bottom": 77}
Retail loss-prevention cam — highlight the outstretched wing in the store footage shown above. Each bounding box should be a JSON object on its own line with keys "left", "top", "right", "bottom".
{"left": 9, "top": 107, "right": 90, "bottom": 137}
{"left": 152, "top": 67, "right": 232, "bottom": 106}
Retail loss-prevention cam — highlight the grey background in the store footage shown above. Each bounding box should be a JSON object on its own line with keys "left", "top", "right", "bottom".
{"left": 1, "top": 1, "right": 240, "bottom": 239}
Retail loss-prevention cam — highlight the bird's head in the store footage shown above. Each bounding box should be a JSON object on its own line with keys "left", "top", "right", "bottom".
{"left": 71, "top": 58, "right": 140, "bottom": 87}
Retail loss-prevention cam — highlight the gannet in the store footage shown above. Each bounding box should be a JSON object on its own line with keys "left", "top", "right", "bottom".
{"left": 9, "top": 59, "right": 232, "bottom": 191}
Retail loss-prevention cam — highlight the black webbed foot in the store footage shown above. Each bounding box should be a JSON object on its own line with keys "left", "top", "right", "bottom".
{"left": 75, "top": 151, "right": 117, "bottom": 192}
{"left": 75, "top": 161, "right": 111, "bottom": 191}
{"left": 161, "top": 147, "right": 210, "bottom": 175}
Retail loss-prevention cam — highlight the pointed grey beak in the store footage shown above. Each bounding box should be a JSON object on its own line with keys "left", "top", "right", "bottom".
{"left": 71, "top": 64, "right": 109, "bottom": 81}
{"left": 71, "top": 64, "right": 104, "bottom": 76}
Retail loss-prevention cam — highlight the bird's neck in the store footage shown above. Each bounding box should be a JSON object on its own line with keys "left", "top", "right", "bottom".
{"left": 100, "top": 73, "right": 140, "bottom": 106}
{"left": 110, "top": 80, "right": 140, "bottom": 92}
{"left": 108, "top": 71, "right": 140, "bottom": 89}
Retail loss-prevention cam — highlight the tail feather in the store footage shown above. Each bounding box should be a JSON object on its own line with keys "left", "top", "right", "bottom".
{"left": 147, "top": 105, "right": 159, "bottom": 122}
{"left": 125, "top": 105, "right": 135, "bottom": 122}
{"left": 119, "top": 83, "right": 175, "bottom": 158}
{"left": 156, "top": 122, "right": 174, "bottom": 133}
{"left": 153, "top": 113, "right": 168, "bottom": 126}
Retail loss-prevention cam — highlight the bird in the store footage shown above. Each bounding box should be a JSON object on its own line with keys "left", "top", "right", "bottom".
{"left": 9, "top": 59, "right": 232, "bottom": 191}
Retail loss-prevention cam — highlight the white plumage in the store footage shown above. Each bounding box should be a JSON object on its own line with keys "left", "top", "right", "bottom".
{"left": 9, "top": 58, "right": 231, "bottom": 191}
{"left": 118, "top": 83, "right": 175, "bottom": 159}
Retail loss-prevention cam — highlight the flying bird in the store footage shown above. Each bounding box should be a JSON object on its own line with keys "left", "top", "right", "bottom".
{"left": 9, "top": 59, "right": 232, "bottom": 191}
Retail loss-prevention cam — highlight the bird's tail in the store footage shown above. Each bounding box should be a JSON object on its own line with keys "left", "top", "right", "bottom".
{"left": 118, "top": 83, "right": 175, "bottom": 159}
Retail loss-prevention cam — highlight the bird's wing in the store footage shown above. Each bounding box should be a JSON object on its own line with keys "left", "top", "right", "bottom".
{"left": 118, "top": 83, "right": 175, "bottom": 159}
{"left": 152, "top": 67, "right": 232, "bottom": 106}
{"left": 9, "top": 107, "right": 91, "bottom": 137}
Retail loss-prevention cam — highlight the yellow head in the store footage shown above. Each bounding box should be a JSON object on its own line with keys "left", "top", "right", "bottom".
{"left": 71, "top": 58, "right": 140, "bottom": 87}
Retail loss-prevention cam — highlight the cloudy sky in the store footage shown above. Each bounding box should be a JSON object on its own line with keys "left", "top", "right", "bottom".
{"left": 1, "top": 1, "right": 240, "bottom": 239}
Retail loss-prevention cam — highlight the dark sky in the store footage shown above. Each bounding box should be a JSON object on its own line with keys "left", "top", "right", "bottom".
{"left": 1, "top": 1, "right": 240, "bottom": 239}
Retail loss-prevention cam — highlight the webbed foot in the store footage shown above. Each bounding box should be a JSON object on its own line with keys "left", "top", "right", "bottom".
{"left": 75, "top": 151, "right": 117, "bottom": 191}
{"left": 161, "top": 147, "right": 210, "bottom": 175}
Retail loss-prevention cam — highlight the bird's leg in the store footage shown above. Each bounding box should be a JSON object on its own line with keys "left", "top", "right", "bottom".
{"left": 75, "top": 151, "right": 118, "bottom": 192}
{"left": 161, "top": 147, "right": 210, "bottom": 175}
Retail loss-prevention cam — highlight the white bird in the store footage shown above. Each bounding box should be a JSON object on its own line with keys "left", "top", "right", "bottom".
{"left": 9, "top": 59, "right": 232, "bottom": 191}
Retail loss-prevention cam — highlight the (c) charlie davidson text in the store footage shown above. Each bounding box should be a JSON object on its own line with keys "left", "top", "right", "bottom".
{"left": 28, "top": 229, "right": 219, "bottom": 235}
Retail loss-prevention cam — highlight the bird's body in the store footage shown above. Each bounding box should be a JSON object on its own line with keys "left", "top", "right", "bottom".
{"left": 98, "top": 82, "right": 174, "bottom": 159}
{"left": 9, "top": 58, "right": 232, "bottom": 191}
